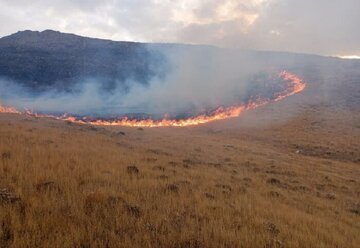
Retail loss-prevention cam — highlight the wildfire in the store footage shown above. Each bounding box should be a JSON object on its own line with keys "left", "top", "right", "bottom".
{"left": 0, "top": 71, "right": 306, "bottom": 127}
{"left": 0, "top": 103, "right": 20, "bottom": 114}
{"left": 275, "top": 71, "right": 307, "bottom": 101}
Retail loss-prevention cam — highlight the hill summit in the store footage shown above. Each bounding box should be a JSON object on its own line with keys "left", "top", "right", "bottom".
{"left": 0, "top": 30, "right": 164, "bottom": 90}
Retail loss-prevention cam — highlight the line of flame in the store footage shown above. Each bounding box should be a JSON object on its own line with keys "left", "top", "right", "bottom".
{"left": 0, "top": 71, "right": 306, "bottom": 127}
{"left": 0, "top": 104, "right": 21, "bottom": 114}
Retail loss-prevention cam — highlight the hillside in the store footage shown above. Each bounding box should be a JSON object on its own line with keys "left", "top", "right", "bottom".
{"left": 0, "top": 30, "right": 165, "bottom": 91}
{"left": 0, "top": 58, "right": 360, "bottom": 247}
{"left": 0, "top": 91, "right": 359, "bottom": 247}
{"left": 0, "top": 30, "right": 359, "bottom": 247}
{"left": 1, "top": 30, "right": 359, "bottom": 95}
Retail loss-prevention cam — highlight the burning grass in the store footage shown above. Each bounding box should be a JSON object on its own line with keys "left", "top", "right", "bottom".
{"left": 0, "top": 102, "right": 359, "bottom": 247}
{"left": 0, "top": 71, "right": 306, "bottom": 128}
{"left": 0, "top": 67, "right": 359, "bottom": 247}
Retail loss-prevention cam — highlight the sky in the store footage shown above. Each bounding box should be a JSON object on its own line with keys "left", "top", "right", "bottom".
{"left": 0, "top": 0, "right": 359, "bottom": 56}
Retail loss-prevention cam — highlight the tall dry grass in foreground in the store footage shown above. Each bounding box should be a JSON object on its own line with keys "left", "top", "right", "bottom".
{"left": 0, "top": 109, "right": 359, "bottom": 247}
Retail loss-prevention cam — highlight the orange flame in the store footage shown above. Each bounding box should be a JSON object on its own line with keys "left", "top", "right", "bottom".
{"left": 0, "top": 71, "right": 306, "bottom": 127}
{"left": 0, "top": 103, "right": 20, "bottom": 114}
{"left": 274, "top": 71, "right": 307, "bottom": 101}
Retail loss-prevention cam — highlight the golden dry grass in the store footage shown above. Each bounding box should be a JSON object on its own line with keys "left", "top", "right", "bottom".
{"left": 0, "top": 99, "right": 359, "bottom": 248}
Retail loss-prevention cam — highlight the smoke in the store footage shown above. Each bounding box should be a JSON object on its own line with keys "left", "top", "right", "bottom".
{"left": 0, "top": 46, "right": 314, "bottom": 117}
{"left": 0, "top": 79, "right": 107, "bottom": 115}
{"left": 119, "top": 47, "right": 273, "bottom": 116}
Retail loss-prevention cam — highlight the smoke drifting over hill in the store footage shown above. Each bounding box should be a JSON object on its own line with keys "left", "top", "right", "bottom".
{"left": 1, "top": 31, "right": 358, "bottom": 118}
{"left": 116, "top": 47, "right": 271, "bottom": 116}
{"left": 0, "top": 43, "right": 289, "bottom": 117}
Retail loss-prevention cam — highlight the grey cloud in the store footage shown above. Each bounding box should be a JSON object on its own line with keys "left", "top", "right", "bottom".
{"left": 0, "top": 0, "right": 359, "bottom": 55}
{"left": 178, "top": 0, "right": 360, "bottom": 55}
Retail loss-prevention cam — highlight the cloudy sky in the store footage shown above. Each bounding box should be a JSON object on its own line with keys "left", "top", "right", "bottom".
{"left": 0, "top": 0, "right": 359, "bottom": 56}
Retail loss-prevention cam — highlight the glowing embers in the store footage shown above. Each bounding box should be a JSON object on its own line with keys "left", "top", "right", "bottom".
{"left": 0, "top": 71, "right": 306, "bottom": 127}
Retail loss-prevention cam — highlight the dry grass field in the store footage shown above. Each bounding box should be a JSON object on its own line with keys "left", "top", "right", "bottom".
{"left": 0, "top": 71, "right": 359, "bottom": 247}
